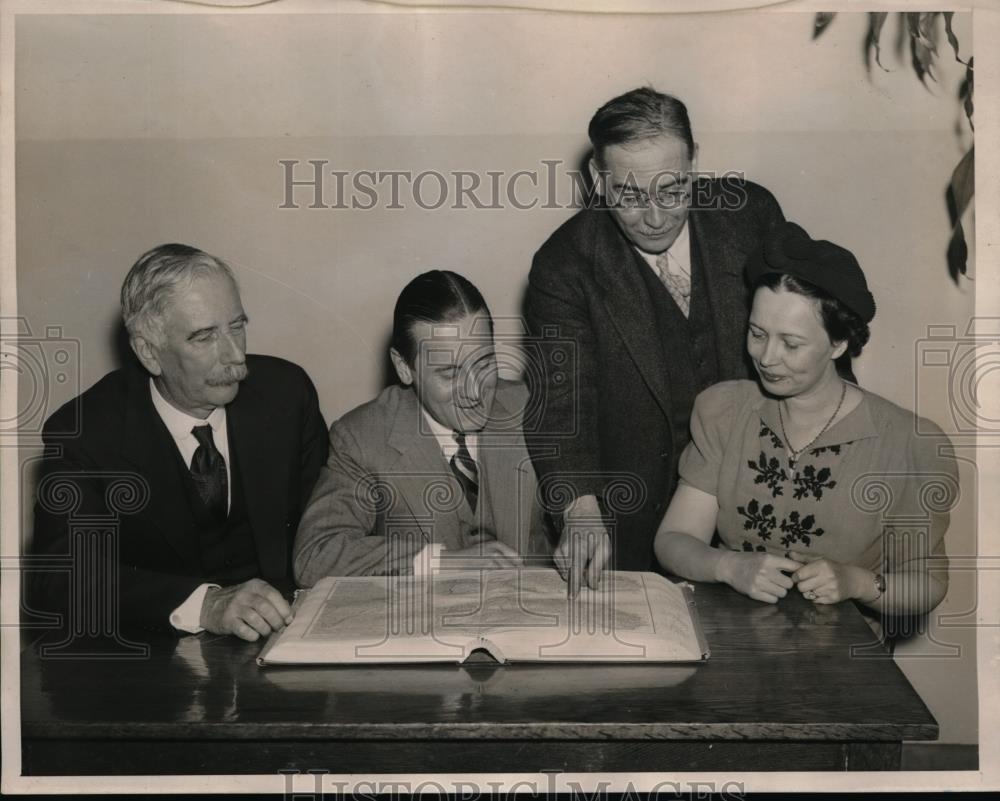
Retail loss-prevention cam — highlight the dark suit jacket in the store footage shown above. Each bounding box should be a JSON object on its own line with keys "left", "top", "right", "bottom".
{"left": 30, "top": 355, "right": 328, "bottom": 630}
{"left": 293, "top": 380, "right": 551, "bottom": 584}
{"left": 523, "top": 178, "right": 784, "bottom": 570}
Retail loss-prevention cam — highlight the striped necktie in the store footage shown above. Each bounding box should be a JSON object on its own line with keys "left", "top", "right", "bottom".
{"left": 450, "top": 432, "right": 479, "bottom": 512}
{"left": 655, "top": 248, "right": 691, "bottom": 317}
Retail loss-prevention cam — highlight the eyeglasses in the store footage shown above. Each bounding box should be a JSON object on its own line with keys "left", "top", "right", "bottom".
{"left": 607, "top": 175, "right": 692, "bottom": 212}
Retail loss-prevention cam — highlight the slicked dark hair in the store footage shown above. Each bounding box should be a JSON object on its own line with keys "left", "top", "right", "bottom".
{"left": 588, "top": 87, "right": 695, "bottom": 167}
{"left": 391, "top": 271, "right": 493, "bottom": 365}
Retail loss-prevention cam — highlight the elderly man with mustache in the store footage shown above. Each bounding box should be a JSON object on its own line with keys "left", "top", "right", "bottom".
{"left": 31, "top": 244, "right": 328, "bottom": 641}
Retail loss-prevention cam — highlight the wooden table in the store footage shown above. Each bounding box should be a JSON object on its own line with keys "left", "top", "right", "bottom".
{"left": 20, "top": 582, "right": 936, "bottom": 774}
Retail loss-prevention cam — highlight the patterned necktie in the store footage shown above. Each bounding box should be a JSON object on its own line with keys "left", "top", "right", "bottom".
{"left": 190, "top": 424, "right": 228, "bottom": 521}
{"left": 450, "top": 432, "right": 479, "bottom": 512}
{"left": 655, "top": 249, "right": 691, "bottom": 318}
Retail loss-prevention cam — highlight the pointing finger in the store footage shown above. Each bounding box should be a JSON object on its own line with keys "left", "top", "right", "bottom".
{"left": 585, "top": 539, "right": 606, "bottom": 591}
{"left": 568, "top": 535, "right": 585, "bottom": 599}
{"left": 553, "top": 540, "right": 570, "bottom": 579}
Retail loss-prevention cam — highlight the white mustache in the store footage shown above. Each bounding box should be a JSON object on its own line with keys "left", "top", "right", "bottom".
{"left": 207, "top": 365, "right": 248, "bottom": 386}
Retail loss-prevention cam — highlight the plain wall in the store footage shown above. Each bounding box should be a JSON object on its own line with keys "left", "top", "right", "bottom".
{"left": 13, "top": 9, "right": 978, "bottom": 745}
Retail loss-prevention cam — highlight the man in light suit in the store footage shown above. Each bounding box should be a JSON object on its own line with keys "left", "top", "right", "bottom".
{"left": 524, "top": 87, "right": 785, "bottom": 592}
{"left": 294, "top": 270, "right": 551, "bottom": 584}
{"left": 32, "top": 244, "right": 328, "bottom": 640}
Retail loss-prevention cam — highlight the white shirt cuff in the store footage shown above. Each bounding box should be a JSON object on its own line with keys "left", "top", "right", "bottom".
{"left": 170, "top": 583, "right": 220, "bottom": 634}
{"left": 412, "top": 543, "right": 444, "bottom": 577}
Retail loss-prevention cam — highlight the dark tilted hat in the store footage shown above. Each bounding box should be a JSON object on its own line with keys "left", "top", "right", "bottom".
{"left": 746, "top": 222, "right": 877, "bottom": 323}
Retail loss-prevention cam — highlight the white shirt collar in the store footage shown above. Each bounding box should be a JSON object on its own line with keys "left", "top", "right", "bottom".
{"left": 419, "top": 407, "right": 478, "bottom": 462}
{"left": 635, "top": 218, "right": 691, "bottom": 276}
{"left": 149, "top": 378, "right": 226, "bottom": 442}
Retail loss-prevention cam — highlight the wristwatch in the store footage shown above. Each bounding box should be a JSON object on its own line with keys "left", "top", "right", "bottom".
{"left": 873, "top": 572, "right": 886, "bottom": 601}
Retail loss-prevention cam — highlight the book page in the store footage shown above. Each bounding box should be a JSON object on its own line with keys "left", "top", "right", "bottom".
{"left": 259, "top": 570, "right": 707, "bottom": 665}
{"left": 480, "top": 570, "right": 706, "bottom": 662}
{"left": 261, "top": 575, "right": 485, "bottom": 664}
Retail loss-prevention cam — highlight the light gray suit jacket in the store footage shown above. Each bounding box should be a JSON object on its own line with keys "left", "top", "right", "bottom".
{"left": 293, "top": 380, "right": 551, "bottom": 585}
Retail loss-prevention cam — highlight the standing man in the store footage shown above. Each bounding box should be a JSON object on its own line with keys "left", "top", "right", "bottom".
{"left": 32, "top": 244, "right": 328, "bottom": 640}
{"left": 524, "top": 87, "right": 785, "bottom": 592}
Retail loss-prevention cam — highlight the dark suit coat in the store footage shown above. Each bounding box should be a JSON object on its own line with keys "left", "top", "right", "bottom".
{"left": 31, "top": 355, "right": 328, "bottom": 630}
{"left": 293, "top": 380, "right": 551, "bottom": 585}
{"left": 524, "top": 178, "right": 784, "bottom": 570}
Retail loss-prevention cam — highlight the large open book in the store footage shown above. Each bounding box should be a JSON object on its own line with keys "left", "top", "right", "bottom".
{"left": 258, "top": 569, "right": 709, "bottom": 665}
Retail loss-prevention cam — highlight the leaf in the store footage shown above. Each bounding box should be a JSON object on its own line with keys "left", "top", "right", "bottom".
{"left": 949, "top": 147, "right": 975, "bottom": 223}
{"left": 946, "top": 146, "right": 974, "bottom": 281}
{"left": 867, "top": 12, "right": 890, "bottom": 73}
{"left": 943, "top": 11, "right": 968, "bottom": 65}
{"left": 917, "top": 12, "right": 939, "bottom": 55}
{"left": 907, "top": 12, "right": 937, "bottom": 84}
{"left": 813, "top": 12, "right": 836, "bottom": 40}
{"left": 912, "top": 39, "right": 936, "bottom": 85}
{"left": 961, "top": 57, "right": 974, "bottom": 130}
{"left": 947, "top": 226, "right": 968, "bottom": 282}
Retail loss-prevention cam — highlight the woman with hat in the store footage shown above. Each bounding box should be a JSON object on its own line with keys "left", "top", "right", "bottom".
{"left": 653, "top": 222, "right": 958, "bottom": 615}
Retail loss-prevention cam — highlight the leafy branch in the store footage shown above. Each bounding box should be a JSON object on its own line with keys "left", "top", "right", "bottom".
{"left": 814, "top": 12, "right": 974, "bottom": 281}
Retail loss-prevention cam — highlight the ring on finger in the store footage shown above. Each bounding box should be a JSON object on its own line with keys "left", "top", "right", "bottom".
{"left": 804, "top": 590, "right": 817, "bottom": 600}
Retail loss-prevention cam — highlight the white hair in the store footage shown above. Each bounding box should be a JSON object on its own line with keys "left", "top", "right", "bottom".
{"left": 120, "top": 244, "right": 238, "bottom": 344}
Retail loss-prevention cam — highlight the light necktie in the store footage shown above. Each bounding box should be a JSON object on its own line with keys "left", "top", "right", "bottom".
{"left": 190, "top": 424, "right": 228, "bottom": 521}
{"left": 449, "top": 432, "right": 479, "bottom": 513}
{"left": 655, "top": 249, "right": 691, "bottom": 318}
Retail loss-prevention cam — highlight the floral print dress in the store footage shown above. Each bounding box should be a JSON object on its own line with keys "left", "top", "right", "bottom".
{"left": 678, "top": 381, "right": 957, "bottom": 576}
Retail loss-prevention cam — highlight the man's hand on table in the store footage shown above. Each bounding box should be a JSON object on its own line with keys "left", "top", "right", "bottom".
{"left": 199, "top": 578, "right": 293, "bottom": 641}
{"left": 555, "top": 494, "right": 612, "bottom": 598}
